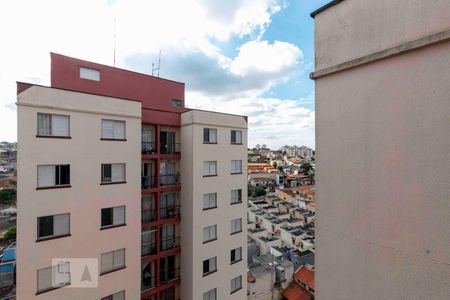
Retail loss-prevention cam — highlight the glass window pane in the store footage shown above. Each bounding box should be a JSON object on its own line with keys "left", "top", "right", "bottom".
{"left": 52, "top": 115, "right": 69, "bottom": 136}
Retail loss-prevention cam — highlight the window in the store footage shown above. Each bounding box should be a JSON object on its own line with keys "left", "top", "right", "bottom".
{"left": 101, "top": 206, "right": 126, "bottom": 228}
{"left": 231, "top": 275, "right": 242, "bottom": 294}
{"left": 101, "top": 248, "right": 126, "bottom": 275}
{"left": 101, "top": 163, "right": 126, "bottom": 183}
{"left": 203, "top": 225, "right": 217, "bottom": 243}
{"left": 231, "top": 218, "right": 242, "bottom": 235}
{"left": 37, "top": 113, "right": 70, "bottom": 137}
{"left": 37, "top": 263, "right": 70, "bottom": 293}
{"left": 231, "top": 160, "right": 242, "bottom": 174}
{"left": 231, "top": 130, "right": 242, "bottom": 144}
{"left": 37, "top": 165, "right": 70, "bottom": 188}
{"left": 203, "top": 288, "right": 217, "bottom": 300}
{"left": 203, "top": 257, "right": 217, "bottom": 276}
{"left": 37, "top": 213, "right": 70, "bottom": 240}
{"left": 171, "top": 99, "right": 183, "bottom": 108}
{"left": 203, "top": 193, "right": 217, "bottom": 210}
{"left": 231, "top": 247, "right": 242, "bottom": 264}
{"left": 80, "top": 67, "right": 100, "bottom": 81}
{"left": 101, "top": 290, "right": 125, "bottom": 300}
{"left": 203, "top": 161, "right": 217, "bottom": 177}
{"left": 203, "top": 128, "right": 217, "bottom": 144}
{"left": 101, "top": 119, "right": 126, "bottom": 140}
{"left": 231, "top": 189, "right": 242, "bottom": 204}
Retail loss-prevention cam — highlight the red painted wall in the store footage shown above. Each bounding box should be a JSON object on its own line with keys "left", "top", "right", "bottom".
{"left": 50, "top": 53, "right": 186, "bottom": 116}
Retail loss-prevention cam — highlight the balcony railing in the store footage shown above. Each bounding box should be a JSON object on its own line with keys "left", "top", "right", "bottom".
{"left": 142, "top": 176, "right": 156, "bottom": 189}
{"left": 160, "top": 143, "right": 180, "bottom": 154}
{"left": 159, "top": 267, "right": 181, "bottom": 284}
{"left": 160, "top": 206, "right": 180, "bottom": 220}
{"left": 159, "top": 175, "right": 180, "bottom": 186}
{"left": 142, "top": 209, "right": 156, "bottom": 224}
{"left": 142, "top": 241, "right": 157, "bottom": 257}
{"left": 142, "top": 142, "right": 157, "bottom": 154}
{"left": 160, "top": 236, "right": 180, "bottom": 252}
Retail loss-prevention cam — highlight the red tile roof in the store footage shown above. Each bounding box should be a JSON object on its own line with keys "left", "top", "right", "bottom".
{"left": 294, "top": 267, "right": 315, "bottom": 289}
{"left": 283, "top": 282, "right": 312, "bottom": 300}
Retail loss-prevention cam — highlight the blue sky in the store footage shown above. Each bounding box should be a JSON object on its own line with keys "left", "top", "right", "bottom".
{"left": 0, "top": 0, "right": 330, "bottom": 148}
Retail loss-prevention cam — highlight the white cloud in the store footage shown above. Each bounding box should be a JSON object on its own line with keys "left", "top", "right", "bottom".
{"left": 0, "top": 0, "right": 314, "bottom": 148}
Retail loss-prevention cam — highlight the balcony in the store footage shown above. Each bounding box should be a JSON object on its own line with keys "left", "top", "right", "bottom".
{"left": 160, "top": 143, "right": 180, "bottom": 154}
{"left": 160, "top": 206, "right": 180, "bottom": 220}
{"left": 142, "top": 208, "right": 156, "bottom": 224}
{"left": 160, "top": 175, "right": 180, "bottom": 186}
{"left": 160, "top": 236, "right": 180, "bottom": 252}
{"left": 142, "top": 142, "right": 157, "bottom": 155}
{"left": 159, "top": 267, "right": 180, "bottom": 284}
{"left": 142, "top": 176, "right": 156, "bottom": 189}
{"left": 141, "top": 262, "right": 156, "bottom": 292}
{"left": 142, "top": 241, "right": 157, "bottom": 257}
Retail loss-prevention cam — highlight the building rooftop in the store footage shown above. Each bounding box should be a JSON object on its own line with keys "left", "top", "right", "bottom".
{"left": 310, "top": 0, "right": 345, "bottom": 18}
{"left": 294, "top": 267, "right": 315, "bottom": 289}
{"left": 259, "top": 236, "right": 279, "bottom": 243}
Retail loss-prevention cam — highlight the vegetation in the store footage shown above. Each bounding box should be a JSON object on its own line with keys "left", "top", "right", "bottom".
{"left": 252, "top": 187, "right": 267, "bottom": 197}
{"left": 300, "top": 162, "right": 313, "bottom": 174}
{"left": 0, "top": 189, "right": 16, "bottom": 206}
{"left": 4, "top": 227, "right": 16, "bottom": 243}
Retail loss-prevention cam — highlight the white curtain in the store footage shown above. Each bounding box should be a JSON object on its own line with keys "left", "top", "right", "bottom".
{"left": 37, "top": 113, "right": 51, "bottom": 135}
{"left": 37, "top": 267, "right": 52, "bottom": 292}
{"left": 53, "top": 214, "right": 69, "bottom": 236}
{"left": 111, "top": 164, "right": 125, "bottom": 182}
{"left": 38, "top": 165, "right": 55, "bottom": 187}
{"left": 113, "top": 206, "right": 125, "bottom": 225}
{"left": 52, "top": 115, "right": 69, "bottom": 136}
{"left": 101, "top": 252, "right": 113, "bottom": 273}
{"left": 113, "top": 121, "right": 125, "bottom": 139}
{"left": 112, "top": 249, "right": 125, "bottom": 269}
{"left": 101, "top": 120, "right": 114, "bottom": 139}
{"left": 113, "top": 291, "right": 125, "bottom": 300}
{"left": 210, "top": 129, "right": 217, "bottom": 143}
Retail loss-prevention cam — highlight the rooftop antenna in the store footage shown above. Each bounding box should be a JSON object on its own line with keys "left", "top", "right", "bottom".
{"left": 113, "top": 18, "right": 117, "bottom": 67}
{"left": 152, "top": 50, "right": 161, "bottom": 77}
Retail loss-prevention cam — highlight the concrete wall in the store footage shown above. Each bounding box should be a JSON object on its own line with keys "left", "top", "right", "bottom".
{"left": 17, "top": 85, "right": 141, "bottom": 299}
{"left": 314, "top": 1, "right": 450, "bottom": 299}
{"left": 180, "top": 110, "right": 248, "bottom": 299}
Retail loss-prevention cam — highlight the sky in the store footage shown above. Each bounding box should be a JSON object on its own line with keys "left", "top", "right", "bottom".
{"left": 0, "top": 0, "right": 330, "bottom": 149}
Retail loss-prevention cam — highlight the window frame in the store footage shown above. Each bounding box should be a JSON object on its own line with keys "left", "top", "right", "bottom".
{"left": 203, "top": 225, "right": 217, "bottom": 244}
{"left": 203, "top": 161, "right": 217, "bottom": 177}
{"left": 203, "top": 128, "right": 217, "bottom": 144}
{"left": 80, "top": 66, "right": 100, "bottom": 81}
{"left": 231, "top": 130, "right": 242, "bottom": 145}
{"left": 230, "top": 218, "right": 242, "bottom": 235}
{"left": 100, "top": 248, "right": 126, "bottom": 275}
{"left": 230, "top": 247, "right": 242, "bottom": 264}
{"left": 37, "top": 164, "right": 71, "bottom": 189}
{"left": 171, "top": 99, "right": 183, "bottom": 108}
{"left": 36, "top": 262, "right": 71, "bottom": 294}
{"left": 101, "top": 290, "right": 125, "bottom": 300}
{"left": 37, "top": 213, "right": 70, "bottom": 242}
{"left": 231, "top": 160, "right": 243, "bottom": 174}
{"left": 230, "top": 275, "right": 242, "bottom": 294}
{"left": 101, "top": 163, "right": 126, "bottom": 184}
{"left": 101, "top": 119, "right": 126, "bottom": 141}
{"left": 202, "top": 193, "right": 217, "bottom": 210}
{"left": 101, "top": 206, "right": 126, "bottom": 229}
{"left": 203, "top": 288, "right": 217, "bottom": 300}
{"left": 202, "top": 256, "right": 217, "bottom": 277}
{"left": 37, "top": 113, "right": 71, "bottom": 138}
{"left": 230, "top": 189, "right": 242, "bottom": 205}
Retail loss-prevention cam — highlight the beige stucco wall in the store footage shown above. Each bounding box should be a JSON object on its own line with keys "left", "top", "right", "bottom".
{"left": 17, "top": 85, "right": 141, "bottom": 299}
{"left": 315, "top": 0, "right": 450, "bottom": 70}
{"left": 180, "top": 110, "right": 248, "bottom": 300}
{"left": 314, "top": 2, "right": 450, "bottom": 299}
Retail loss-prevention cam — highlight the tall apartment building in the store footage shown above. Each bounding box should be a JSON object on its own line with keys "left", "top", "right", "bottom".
{"left": 311, "top": 1, "right": 450, "bottom": 299}
{"left": 16, "top": 53, "right": 247, "bottom": 299}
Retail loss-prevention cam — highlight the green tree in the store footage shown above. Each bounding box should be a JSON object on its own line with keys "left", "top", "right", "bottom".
{"left": 272, "top": 162, "right": 278, "bottom": 169}
{"left": 0, "top": 189, "right": 16, "bottom": 205}
{"left": 252, "top": 187, "right": 266, "bottom": 197}
{"left": 300, "top": 162, "right": 313, "bottom": 174}
{"left": 4, "top": 226, "right": 16, "bottom": 243}
{"left": 277, "top": 166, "right": 284, "bottom": 172}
